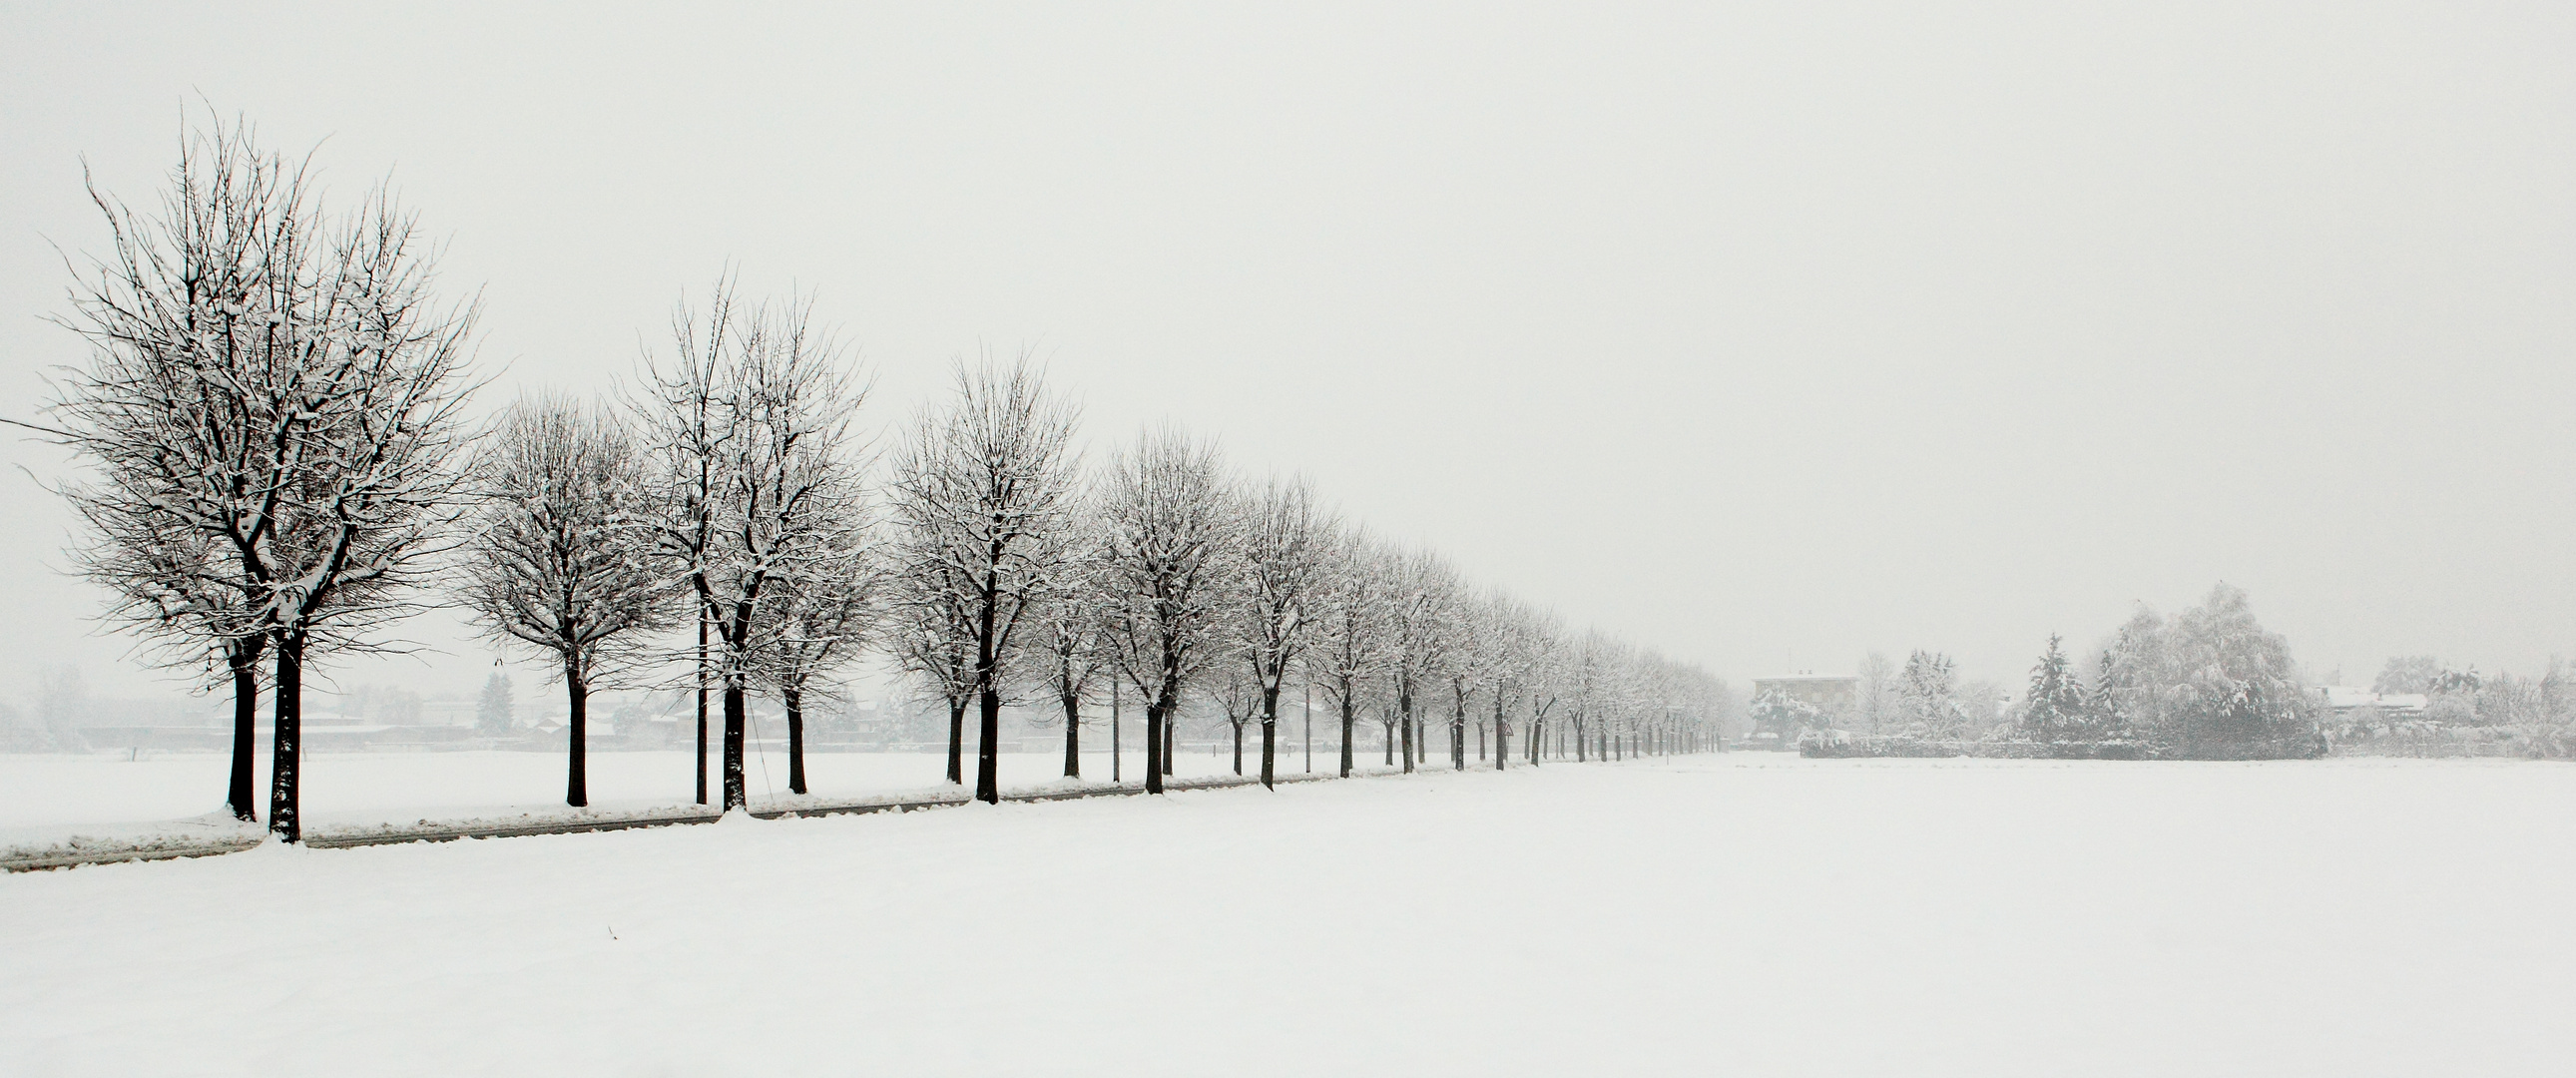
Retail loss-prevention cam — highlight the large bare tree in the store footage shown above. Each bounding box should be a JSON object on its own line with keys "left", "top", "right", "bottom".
{"left": 47, "top": 118, "right": 476, "bottom": 841}
{"left": 639, "top": 284, "right": 865, "bottom": 811}
{"left": 254, "top": 193, "right": 479, "bottom": 842}
{"left": 1096, "top": 426, "right": 1239, "bottom": 796}
{"left": 454, "top": 394, "right": 669, "bottom": 807}
{"left": 884, "top": 359, "right": 1081, "bottom": 805}
{"left": 42, "top": 120, "right": 311, "bottom": 822}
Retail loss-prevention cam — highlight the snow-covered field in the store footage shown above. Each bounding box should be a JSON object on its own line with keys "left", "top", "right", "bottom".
{"left": 0, "top": 747, "right": 1285, "bottom": 839}
{"left": 6, "top": 756, "right": 2572, "bottom": 1076}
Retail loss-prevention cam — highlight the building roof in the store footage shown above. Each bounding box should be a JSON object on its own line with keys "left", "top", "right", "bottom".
{"left": 2317, "top": 687, "right": 2427, "bottom": 712}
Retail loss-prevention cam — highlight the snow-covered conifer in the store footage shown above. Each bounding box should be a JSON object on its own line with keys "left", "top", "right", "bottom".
{"left": 2017, "top": 634, "right": 2087, "bottom": 741}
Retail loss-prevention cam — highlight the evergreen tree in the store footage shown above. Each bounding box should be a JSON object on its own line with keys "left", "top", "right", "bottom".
{"left": 2020, "top": 634, "right": 2087, "bottom": 739}
{"left": 476, "top": 671, "right": 517, "bottom": 735}
{"left": 2089, "top": 651, "right": 2123, "bottom": 730}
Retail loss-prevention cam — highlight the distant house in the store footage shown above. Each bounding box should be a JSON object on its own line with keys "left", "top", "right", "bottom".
{"left": 1751, "top": 674, "right": 1859, "bottom": 715}
{"left": 1745, "top": 673, "right": 1860, "bottom": 749}
{"left": 2315, "top": 686, "right": 2426, "bottom": 717}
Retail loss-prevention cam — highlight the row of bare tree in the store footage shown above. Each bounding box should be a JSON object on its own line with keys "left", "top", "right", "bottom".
{"left": 36, "top": 119, "right": 1724, "bottom": 842}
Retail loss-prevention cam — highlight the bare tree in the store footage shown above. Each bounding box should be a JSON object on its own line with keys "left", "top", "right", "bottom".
{"left": 1211, "top": 659, "right": 1262, "bottom": 776}
{"left": 884, "top": 358, "right": 1082, "bottom": 805}
{"left": 1020, "top": 527, "right": 1110, "bottom": 779}
{"left": 53, "top": 124, "right": 485, "bottom": 842}
{"left": 1096, "top": 426, "right": 1239, "bottom": 796}
{"left": 639, "top": 284, "right": 865, "bottom": 811}
{"left": 1443, "top": 590, "right": 1509, "bottom": 771}
{"left": 237, "top": 186, "right": 482, "bottom": 842}
{"left": 1567, "top": 631, "right": 1606, "bottom": 762}
{"left": 1383, "top": 548, "right": 1459, "bottom": 775}
{"left": 1473, "top": 593, "right": 1539, "bottom": 771}
{"left": 1855, "top": 650, "right": 1902, "bottom": 734}
{"left": 1516, "top": 608, "right": 1567, "bottom": 768}
{"left": 41, "top": 119, "right": 321, "bottom": 822}
{"left": 1234, "top": 475, "right": 1330, "bottom": 789}
{"left": 455, "top": 394, "right": 669, "bottom": 807}
{"left": 753, "top": 538, "right": 879, "bottom": 796}
{"left": 631, "top": 281, "right": 734, "bottom": 805}
{"left": 889, "top": 564, "right": 979, "bottom": 784}
{"left": 1309, "top": 527, "right": 1390, "bottom": 779}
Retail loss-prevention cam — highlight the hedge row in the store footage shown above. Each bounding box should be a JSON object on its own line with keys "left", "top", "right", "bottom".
{"left": 1795, "top": 735, "right": 2315, "bottom": 761}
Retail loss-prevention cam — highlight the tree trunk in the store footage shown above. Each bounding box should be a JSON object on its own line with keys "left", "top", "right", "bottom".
{"left": 1161, "top": 712, "right": 1175, "bottom": 776}
{"left": 783, "top": 685, "right": 806, "bottom": 797}
{"left": 1260, "top": 682, "right": 1281, "bottom": 790}
{"left": 268, "top": 635, "right": 303, "bottom": 843}
{"left": 1575, "top": 718, "right": 1586, "bottom": 762}
{"left": 1399, "top": 707, "right": 1415, "bottom": 773}
{"left": 1144, "top": 698, "right": 1166, "bottom": 795}
{"left": 946, "top": 698, "right": 966, "bottom": 785}
{"left": 1062, "top": 693, "right": 1082, "bottom": 779}
{"left": 227, "top": 641, "right": 259, "bottom": 822}
{"left": 1232, "top": 721, "right": 1245, "bottom": 776}
{"left": 695, "top": 618, "right": 709, "bottom": 806}
{"left": 722, "top": 682, "right": 749, "bottom": 810}
{"left": 975, "top": 684, "right": 1002, "bottom": 805}
{"left": 567, "top": 667, "right": 590, "bottom": 807}
{"left": 1339, "top": 696, "right": 1357, "bottom": 779}
{"left": 1112, "top": 681, "right": 1122, "bottom": 784}
{"left": 1496, "top": 720, "right": 1508, "bottom": 772}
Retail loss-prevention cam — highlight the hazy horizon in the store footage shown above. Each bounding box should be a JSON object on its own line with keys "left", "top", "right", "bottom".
{"left": 6, "top": 3, "right": 2572, "bottom": 707}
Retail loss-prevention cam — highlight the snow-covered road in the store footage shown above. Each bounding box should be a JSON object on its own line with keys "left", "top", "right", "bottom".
{"left": 5, "top": 756, "right": 2571, "bottom": 1076}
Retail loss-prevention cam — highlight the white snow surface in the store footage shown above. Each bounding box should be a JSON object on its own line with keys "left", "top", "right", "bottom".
{"left": 5, "top": 756, "right": 2573, "bottom": 1076}
{"left": 0, "top": 749, "right": 1267, "bottom": 851}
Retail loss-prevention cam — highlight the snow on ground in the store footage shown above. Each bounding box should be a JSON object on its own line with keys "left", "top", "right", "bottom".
{"left": 6, "top": 756, "right": 2573, "bottom": 1076}
{"left": 0, "top": 748, "right": 1280, "bottom": 847}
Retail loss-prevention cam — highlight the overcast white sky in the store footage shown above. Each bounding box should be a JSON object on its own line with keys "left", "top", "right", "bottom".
{"left": 4, "top": 2, "right": 2573, "bottom": 705}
